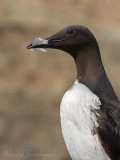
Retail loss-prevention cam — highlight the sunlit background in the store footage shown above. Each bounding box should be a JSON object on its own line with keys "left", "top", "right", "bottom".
{"left": 0, "top": 0, "right": 120, "bottom": 160}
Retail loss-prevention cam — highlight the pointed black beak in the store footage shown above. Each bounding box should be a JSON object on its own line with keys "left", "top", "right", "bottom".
{"left": 26, "top": 36, "right": 64, "bottom": 50}
{"left": 26, "top": 38, "right": 49, "bottom": 50}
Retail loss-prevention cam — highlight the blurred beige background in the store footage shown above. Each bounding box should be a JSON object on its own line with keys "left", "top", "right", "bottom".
{"left": 0, "top": 0, "right": 120, "bottom": 160}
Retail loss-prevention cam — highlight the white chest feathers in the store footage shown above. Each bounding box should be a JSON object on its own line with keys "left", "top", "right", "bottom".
{"left": 60, "top": 81, "right": 111, "bottom": 160}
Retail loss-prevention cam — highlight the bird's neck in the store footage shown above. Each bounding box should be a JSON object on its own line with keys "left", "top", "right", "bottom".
{"left": 74, "top": 44, "right": 118, "bottom": 103}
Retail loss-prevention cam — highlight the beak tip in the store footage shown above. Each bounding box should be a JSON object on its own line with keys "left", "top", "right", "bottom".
{"left": 26, "top": 43, "right": 33, "bottom": 49}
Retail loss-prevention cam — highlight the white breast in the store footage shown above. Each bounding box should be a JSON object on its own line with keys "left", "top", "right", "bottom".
{"left": 60, "top": 80, "right": 111, "bottom": 160}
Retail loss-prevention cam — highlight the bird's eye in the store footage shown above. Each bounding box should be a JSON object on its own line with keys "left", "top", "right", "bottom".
{"left": 66, "top": 29, "right": 74, "bottom": 35}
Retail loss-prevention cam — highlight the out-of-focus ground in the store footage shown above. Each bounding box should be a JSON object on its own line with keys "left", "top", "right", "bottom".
{"left": 0, "top": 0, "right": 120, "bottom": 160}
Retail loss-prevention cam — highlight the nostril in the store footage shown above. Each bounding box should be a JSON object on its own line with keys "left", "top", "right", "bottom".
{"left": 48, "top": 39, "right": 63, "bottom": 44}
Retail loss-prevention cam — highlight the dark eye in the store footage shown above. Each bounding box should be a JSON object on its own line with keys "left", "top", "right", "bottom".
{"left": 67, "top": 29, "right": 74, "bottom": 35}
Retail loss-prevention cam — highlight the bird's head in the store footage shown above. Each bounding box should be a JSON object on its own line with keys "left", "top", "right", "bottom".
{"left": 27, "top": 25, "right": 98, "bottom": 58}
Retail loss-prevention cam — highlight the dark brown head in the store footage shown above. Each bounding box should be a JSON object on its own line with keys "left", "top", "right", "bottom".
{"left": 27, "top": 25, "right": 99, "bottom": 58}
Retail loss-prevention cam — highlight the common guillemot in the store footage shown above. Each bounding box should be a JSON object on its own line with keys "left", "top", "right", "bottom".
{"left": 27, "top": 25, "right": 120, "bottom": 160}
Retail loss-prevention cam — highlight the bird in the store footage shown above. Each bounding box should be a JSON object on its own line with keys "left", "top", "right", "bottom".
{"left": 27, "top": 25, "right": 120, "bottom": 160}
